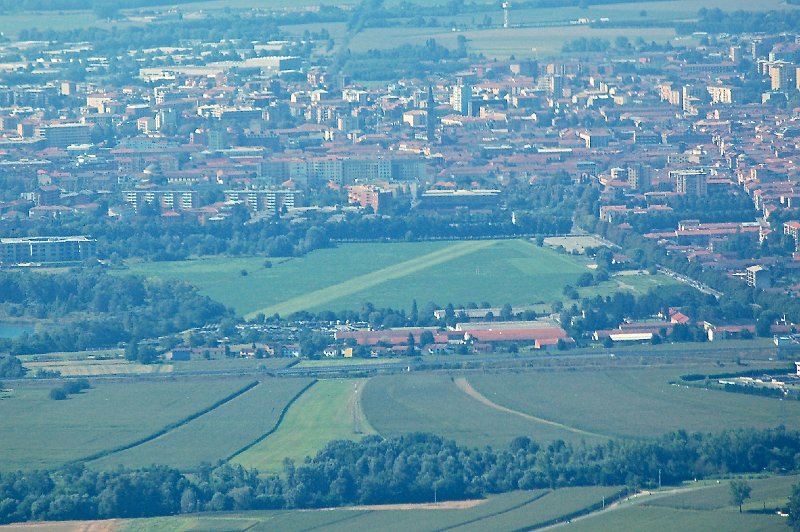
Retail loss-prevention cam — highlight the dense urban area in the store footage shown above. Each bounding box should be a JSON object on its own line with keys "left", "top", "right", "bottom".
{"left": 2, "top": 0, "right": 800, "bottom": 530}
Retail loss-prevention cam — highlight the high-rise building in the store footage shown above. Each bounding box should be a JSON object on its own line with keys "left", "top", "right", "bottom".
{"left": 35, "top": 123, "right": 92, "bottom": 148}
{"left": 672, "top": 169, "right": 707, "bottom": 196}
{"left": 627, "top": 164, "right": 651, "bottom": 192}
{"left": 451, "top": 80, "right": 472, "bottom": 116}
{"left": 770, "top": 61, "right": 795, "bottom": 91}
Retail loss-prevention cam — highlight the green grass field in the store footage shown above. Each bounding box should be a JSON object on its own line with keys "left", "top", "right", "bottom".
{"left": 569, "top": 475, "right": 800, "bottom": 531}
{"left": 644, "top": 475, "right": 799, "bottom": 512}
{"left": 124, "top": 240, "right": 593, "bottom": 318}
{"left": 0, "top": 378, "right": 252, "bottom": 471}
{"left": 465, "top": 366, "right": 800, "bottom": 441}
{"left": 233, "top": 379, "right": 376, "bottom": 473}
{"left": 90, "top": 378, "right": 311, "bottom": 471}
{"left": 361, "top": 373, "right": 605, "bottom": 448}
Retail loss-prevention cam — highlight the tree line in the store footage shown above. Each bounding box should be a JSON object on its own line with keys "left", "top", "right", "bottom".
{"left": 1, "top": 427, "right": 799, "bottom": 524}
{"left": 0, "top": 269, "right": 229, "bottom": 355}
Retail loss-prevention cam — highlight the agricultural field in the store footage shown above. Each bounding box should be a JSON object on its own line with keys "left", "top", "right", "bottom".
{"left": 22, "top": 358, "right": 173, "bottom": 377}
{"left": 90, "top": 378, "right": 312, "bottom": 471}
{"left": 0, "top": 378, "right": 254, "bottom": 472}
{"left": 465, "top": 366, "right": 800, "bottom": 441}
{"left": 233, "top": 379, "right": 376, "bottom": 473}
{"left": 361, "top": 372, "right": 605, "bottom": 448}
{"left": 569, "top": 475, "right": 800, "bottom": 531}
{"left": 124, "top": 239, "right": 596, "bottom": 318}
{"left": 118, "top": 486, "right": 622, "bottom": 531}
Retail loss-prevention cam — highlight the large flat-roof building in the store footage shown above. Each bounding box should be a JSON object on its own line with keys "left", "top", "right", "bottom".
{"left": 224, "top": 189, "right": 302, "bottom": 214}
{"left": 0, "top": 236, "right": 97, "bottom": 265}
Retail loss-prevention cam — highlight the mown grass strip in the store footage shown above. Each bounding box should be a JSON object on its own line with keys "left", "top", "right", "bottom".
{"left": 245, "top": 240, "right": 497, "bottom": 319}
{"left": 225, "top": 379, "right": 318, "bottom": 462}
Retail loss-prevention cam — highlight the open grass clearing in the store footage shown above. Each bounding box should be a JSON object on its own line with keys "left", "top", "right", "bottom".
{"left": 362, "top": 373, "right": 605, "bottom": 448}
{"left": 0, "top": 378, "right": 252, "bottom": 472}
{"left": 465, "top": 365, "right": 800, "bottom": 441}
{"left": 233, "top": 379, "right": 375, "bottom": 474}
{"left": 123, "top": 240, "right": 595, "bottom": 318}
{"left": 90, "top": 378, "right": 311, "bottom": 471}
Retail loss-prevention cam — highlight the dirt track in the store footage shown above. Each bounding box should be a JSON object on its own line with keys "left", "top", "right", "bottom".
{"left": 453, "top": 377, "right": 608, "bottom": 439}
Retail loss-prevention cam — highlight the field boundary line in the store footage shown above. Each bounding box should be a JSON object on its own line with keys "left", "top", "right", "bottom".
{"left": 79, "top": 380, "right": 261, "bottom": 465}
{"left": 245, "top": 240, "right": 497, "bottom": 319}
{"left": 301, "top": 510, "right": 374, "bottom": 531}
{"left": 226, "top": 379, "right": 318, "bottom": 462}
{"left": 436, "top": 491, "right": 550, "bottom": 531}
{"left": 522, "top": 487, "right": 628, "bottom": 531}
{"left": 453, "top": 377, "right": 608, "bottom": 439}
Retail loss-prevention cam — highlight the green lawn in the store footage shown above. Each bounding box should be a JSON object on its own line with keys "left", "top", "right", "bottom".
{"left": 90, "top": 378, "right": 311, "bottom": 471}
{"left": 0, "top": 378, "right": 252, "bottom": 472}
{"left": 465, "top": 366, "right": 800, "bottom": 441}
{"left": 233, "top": 379, "right": 376, "bottom": 473}
{"left": 123, "top": 240, "right": 593, "bottom": 318}
{"left": 361, "top": 373, "right": 604, "bottom": 448}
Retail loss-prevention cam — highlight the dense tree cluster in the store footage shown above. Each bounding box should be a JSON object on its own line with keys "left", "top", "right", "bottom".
{"left": 17, "top": 15, "right": 282, "bottom": 56}
{"left": 676, "top": 9, "right": 800, "bottom": 35}
{"left": 1, "top": 427, "right": 799, "bottom": 524}
{"left": 0, "top": 270, "right": 229, "bottom": 354}
{"left": 0, "top": 354, "right": 25, "bottom": 378}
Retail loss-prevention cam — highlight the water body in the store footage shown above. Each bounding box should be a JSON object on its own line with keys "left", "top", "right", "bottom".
{"left": 0, "top": 322, "right": 34, "bottom": 339}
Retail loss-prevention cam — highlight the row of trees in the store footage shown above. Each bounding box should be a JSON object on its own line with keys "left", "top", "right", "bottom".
{"left": 1, "top": 427, "right": 799, "bottom": 524}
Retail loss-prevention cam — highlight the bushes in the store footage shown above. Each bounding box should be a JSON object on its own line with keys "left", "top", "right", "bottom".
{"left": 48, "top": 379, "right": 91, "bottom": 401}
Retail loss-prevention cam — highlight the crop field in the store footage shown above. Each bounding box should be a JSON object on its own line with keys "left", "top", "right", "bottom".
{"left": 124, "top": 240, "right": 593, "bottom": 318}
{"left": 647, "top": 475, "right": 800, "bottom": 512}
{"left": 0, "top": 378, "right": 253, "bottom": 472}
{"left": 569, "top": 475, "right": 800, "bottom": 531}
{"left": 90, "top": 378, "right": 312, "bottom": 471}
{"left": 233, "top": 379, "right": 376, "bottom": 473}
{"left": 22, "top": 359, "right": 173, "bottom": 376}
{"left": 118, "top": 486, "right": 624, "bottom": 531}
{"left": 361, "top": 373, "right": 606, "bottom": 448}
{"left": 465, "top": 366, "right": 800, "bottom": 441}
